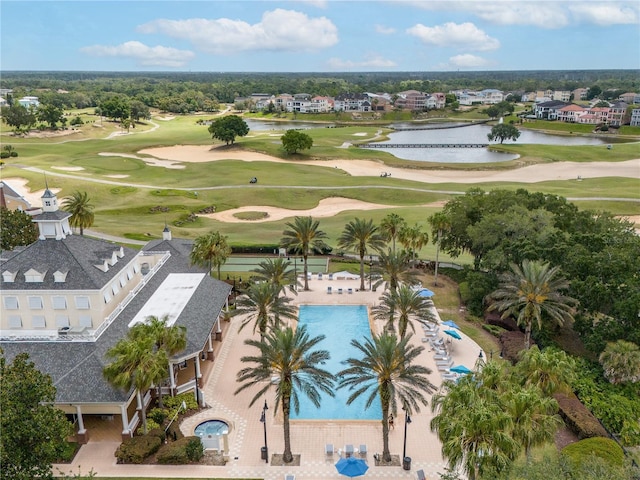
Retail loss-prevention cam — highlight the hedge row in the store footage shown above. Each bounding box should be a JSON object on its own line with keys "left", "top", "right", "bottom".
{"left": 553, "top": 392, "right": 609, "bottom": 440}
{"left": 115, "top": 430, "right": 163, "bottom": 464}
{"left": 157, "top": 436, "right": 204, "bottom": 464}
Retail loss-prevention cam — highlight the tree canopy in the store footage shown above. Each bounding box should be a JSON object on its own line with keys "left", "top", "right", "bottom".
{"left": 208, "top": 115, "right": 249, "bottom": 145}
{"left": 0, "top": 207, "right": 38, "bottom": 250}
{"left": 1, "top": 352, "right": 73, "bottom": 480}
{"left": 487, "top": 123, "right": 521, "bottom": 143}
{"left": 281, "top": 129, "right": 313, "bottom": 154}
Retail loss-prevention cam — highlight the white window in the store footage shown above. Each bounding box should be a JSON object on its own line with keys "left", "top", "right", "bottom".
{"left": 103, "top": 291, "right": 112, "bottom": 304}
{"left": 24, "top": 268, "right": 44, "bottom": 282}
{"left": 119, "top": 274, "right": 127, "bottom": 288}
{"left": 111, "top": 283, "right": 120, "bottom": 296}
{"left": 75, "top": 296, "right": 90, "bottom": 310}
{"left": 55, "top": 315, "right": 70, "bottom": 328}
{"left": 133, "top": 263, "right": 140, "bottom": 273}
{"left": 4, "top": 297, "right": 19, "bottom": 310}
{"left": 28, "top": 296, "right": 43, "bottom": 309}
{"left": 53, "top": 270, "right": 68, "bottom": 282}
{"left": 79, "top": 315, "right": 93, "bottom": 328}
{"left": 8, "top": 315, "right": 22, "bottom": 328}
{"left": 32, "top": 316, "right": 46, "bottom": 328}
{"left": 127, "top": 268, "right": 134, "bottom": 280}
{"left": 2, "top": 271, "right": 16, "bottom": 282}
{"left": 52, "top": 296, "right": 67, "bottom": 310}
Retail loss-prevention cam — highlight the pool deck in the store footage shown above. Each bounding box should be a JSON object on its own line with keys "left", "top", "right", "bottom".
{"left": 54, "top": 276, "right": 480, "bottom": 479}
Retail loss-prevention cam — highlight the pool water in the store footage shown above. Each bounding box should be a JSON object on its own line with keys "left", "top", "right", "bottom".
{"left": 194, "top": 419, "right": 229, "bottom": 436}
{"left": 291, "top": 305, "right": 382, "bottom": 420}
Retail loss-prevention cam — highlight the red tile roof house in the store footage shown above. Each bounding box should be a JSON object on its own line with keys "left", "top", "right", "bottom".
{"left": 0, "top": 188, "right": 231, "bottom": 443}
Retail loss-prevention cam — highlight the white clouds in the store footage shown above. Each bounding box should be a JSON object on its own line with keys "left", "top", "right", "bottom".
{"left": 569, "top": 4, "right": 639, "bottom": 26}
{"left": 327, "top": 55, "right": 397, "bottom": 70}
{"left": 80, "top": 41, "right": 194, "bottom": 67}
{"left": 375, "top": 24, "right": 396, "bottom": 35}
{"left": 449, "top": 54, "right": 491, "bottom": 68}
{"left": 407, "top": 22, "right": 500, "bottom": 51}
{"left": 138, "top": 9, "right": 338, "bottom": 54}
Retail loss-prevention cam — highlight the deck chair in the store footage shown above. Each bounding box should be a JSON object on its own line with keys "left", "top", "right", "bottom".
{"left": 345, "top": 444, "right": 354, "bottom": 457}
{"left": 318, "top": 273, "right": 323, "bottom": 280}
{"left": 347, "top": 288, "right": 353, "bottom": 294}
{"left": 285, "top": 475, "right": 295, "bottom": 480}
{"left": 338, "top": 288, "right": 343, "bottom": 294}
{"left": 327, "top": 286, "right": 332, "bottom": 294}
{"left": 417, "top": 469, "right": 426, "bottom": 480}
{"left": 325, "top": 443, "right": 334, "bottom": 458}
{"left": 328, "top": 273, "right": 334, "bottom": 280}
{"left": 359, "top": 444, "right": 367, "bottom": 457}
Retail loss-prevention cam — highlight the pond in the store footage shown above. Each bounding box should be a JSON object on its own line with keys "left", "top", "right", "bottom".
{"left": 245, "top": 119, "right": 611, "bottom": 164}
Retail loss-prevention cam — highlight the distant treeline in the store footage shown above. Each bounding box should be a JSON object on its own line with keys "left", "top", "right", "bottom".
{"left": 1, "top": 69, "right": 638, "bottom": 112}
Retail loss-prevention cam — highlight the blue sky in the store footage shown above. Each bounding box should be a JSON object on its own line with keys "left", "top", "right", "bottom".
{"left": 1, "top": 0, "right": 639, "bottom": 72}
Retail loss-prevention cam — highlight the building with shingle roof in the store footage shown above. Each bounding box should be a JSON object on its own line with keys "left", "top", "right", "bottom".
{"left": 0, "top": 188, "right": 231, "bottom": 442}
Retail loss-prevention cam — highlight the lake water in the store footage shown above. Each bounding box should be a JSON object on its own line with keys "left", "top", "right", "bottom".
{"left": 290, "top": 305, "right": 382, "bottom": 421}
{"left": 246, "top": 119, "right": 609, "bottom": 163}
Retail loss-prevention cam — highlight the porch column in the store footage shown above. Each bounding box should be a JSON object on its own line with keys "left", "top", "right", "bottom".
{"left": 195, "top": 355, "right": 202, "bottom": 387}
{"left": 75, "top": 405, "right": 89, "bottom": 444}
{"left": 169, "top": 363, "right": 176, "bottom": 394}
{"left": 120, "top": 404, "right": 132, "bottom": 440}
{"left": 207, "top": 335, "right": 215, "bottom": 361}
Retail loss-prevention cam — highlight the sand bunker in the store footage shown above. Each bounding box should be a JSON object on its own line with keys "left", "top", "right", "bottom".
{"left": 1, "top": 177, "right": 61, "bottom": 206}
{"left": 52, "top": 166, "right": 85, "bottom": 171}
{"left": 136, "top": 145, "right": 640, "bottom": 184}
{"left": 204, "top": 197, "right": 400, "bottom": 223}
{"left": 98, "top": 152, "right": 185, "bottom": 169}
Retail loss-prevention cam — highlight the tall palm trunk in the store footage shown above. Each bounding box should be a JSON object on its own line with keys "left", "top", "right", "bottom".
{"left": 137, "top": 390, "right": 148, "bottom": 434}
{"left": 359, "top": 254, "right": 366, "bottom": 291}
{"left": 303, "top": 253, "right": 309, "bottom": 291}
{"left": 381, "top": 400, "right": 391, "bottom": 462}
{"left": 282, "top": 392, "right": 293, "bottom": 463}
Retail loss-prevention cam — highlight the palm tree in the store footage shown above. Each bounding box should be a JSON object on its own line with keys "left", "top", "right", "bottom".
{"left": 431, "top": 376, "right": 519, "bottom": 480}
{"left": 61, "top": 191, "right": 94, "bottom": 235}
{"left": 190, "top": 231, "right": 232, "bottom": 279}
{"left": 505, "top": 386, "right": 563, "bottom": 460}
{"left": 514, "top": 346, "right": 576, "bottom": 396}
{"left": 280, "top": 216, "right": 328, "bottom": 291}
{"left": 103, "top": 335, "right": 166, "bottom": 434}
{"left": 372, "top": 284, "right": 436, "bottom": 336}
{"left": 599, "top": 340, "right": 640, "bottom": 385}
{"left": 373, "top": 248, "right": 418, "bottom": 292}
{"left": 428, "top": 212, "right": 451, "bottom": 286}
{"left": 398, "top": 223, "right": 429, "bottom": 268}
{"left": 251, "top": 257, "right": 297, "bottom": 296}
{"left": 380, "top": 213, "right": 407, "bottom": 253}
{"left": 486, "top": 260, "right": 578, "bottom": 349}
{"left": 234, "top": 282, "right": 297, "bottom": 337}
{"left": 338, "top": 333, "right": 436, "bottom": 463}
{"left": 236, "top": 325, "right": 335, "bottom": 464}
{"left": 337, "top": 217, "right": 385, "bottom": 291}
{"left": 130, "top": 315, "right": 187, "bottom": 407}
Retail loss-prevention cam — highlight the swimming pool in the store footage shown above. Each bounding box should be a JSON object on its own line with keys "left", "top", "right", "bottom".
{"left": 291, "top": 305, "right": 382, "bottom": 420}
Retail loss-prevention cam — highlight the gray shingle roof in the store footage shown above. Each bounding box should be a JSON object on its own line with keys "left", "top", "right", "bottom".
{"left": 0, "top": 237, "right": 231, "bottom": 405}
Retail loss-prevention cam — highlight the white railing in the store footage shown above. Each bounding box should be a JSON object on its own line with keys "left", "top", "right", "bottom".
{"left": 176, "top": 379, "right": 196, "bottom": 395}
{"left": 128, "top": 411, "right": 140, "bottom": 432}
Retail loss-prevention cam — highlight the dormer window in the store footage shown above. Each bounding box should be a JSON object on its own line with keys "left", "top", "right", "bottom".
{"left": 24, "top": 268, "right": 45, "bottom": 282}
{"left": 95, "top": 260, "right": 109, "bottom": 272}
{"left": 109, "top": 251, "right": 118, "bottom": 266}
{"left": 53, "top": 270, "right": 68, "bottom": 282}
{"left": 2, "top": 270, "right": 16, "bottom": 282}
{"left": 117, "top": 247, "right": 124, "bottom": 258}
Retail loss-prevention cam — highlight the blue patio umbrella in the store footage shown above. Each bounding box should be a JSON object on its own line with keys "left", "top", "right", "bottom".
{"left": 418, "top": 288, "right": 435, "bottom": 298}
{"left": 335, "top": 457, "right": 369, "bottom": 477}
{"left": 444, "top": 329, "right": 462, "bottom": 340}
{"left": 442, "top": 320, "right": 461, "bottom": 330}
{"left": 450, "top": 364, "right": 472, "bottom": 374}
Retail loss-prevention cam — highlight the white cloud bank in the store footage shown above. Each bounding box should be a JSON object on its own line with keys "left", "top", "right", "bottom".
{"left": 327, "top": 55, "right": 397, "bottom": 69}
{"left": 137, "top": 9, "right": 338, "bottom": 54}
{"left": 407, "top": 22, "right": 500, "bottom": 51}
{"left": 80, "top": 41, "right": 195, "bottom": 67}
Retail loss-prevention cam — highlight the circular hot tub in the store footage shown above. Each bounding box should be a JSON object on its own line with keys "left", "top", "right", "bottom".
{"left": 194, "top": 419, "right": 230, "bottom": 437}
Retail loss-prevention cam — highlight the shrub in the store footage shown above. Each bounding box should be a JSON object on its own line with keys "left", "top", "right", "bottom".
{"left": 553, "top": 392, "right": 609, "bottom": 440}
{"left": 148, "top": 408, "right": 168, "bottom": 425}
{"left": 10, "top": 151, "right": 17, "bottom": 157}
{"left": 0, "top": 151, "right": 9, "bottom": 159}
{"left": 562, "top": 437, "right": 624, "bottom": 467}
{"left": 157, "top": 436, "right": 203, "bottom": 464}
{"left": 115, "top": 434, "right": 162, "bottom": 464}
{"left": 165, "top": 392, "right": 198, "bottom": 411}
{"left": 147, "top": 427, "right": 166, "bottom": 443}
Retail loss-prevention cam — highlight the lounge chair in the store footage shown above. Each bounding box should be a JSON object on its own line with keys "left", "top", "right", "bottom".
{"left": 325, "top": 443, "right": 334, "bottom": 458}
{"left": 327, "top": 286, "right": 332, "bottom": 294}
{"left": 347, "top": 288, "right": 353, "bottom": 294}
{"left": 285, "top": 475, "right": 295, "bottom": 480}
{"left": 359, "top": 444, "right": 367, "bottom": 457}
{"left": 318, "top": 273, "right": 323, "bottom": 280}
{"left": 345, "top": 444, "right": 354, "bottom": 457}
{"left": 417, "top": 469, "right": 426, "bottom": 480}
{"left": 307, "top": 273, "right": 312, "bottom": 281}
{"left": 328, "top": 273, "right": 334, "bottom": 281}
{"left": 338, "top": 288, "right": 343, "bottom": 294}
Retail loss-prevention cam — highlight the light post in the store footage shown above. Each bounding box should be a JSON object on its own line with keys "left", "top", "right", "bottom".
{"left": 402, "top": 408, "right": 412, "bottom": 470}
{"left": 260, "top": 400, "right": 268, "bottom": 463}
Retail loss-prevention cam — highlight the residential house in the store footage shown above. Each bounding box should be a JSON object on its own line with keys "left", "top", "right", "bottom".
{"left": 630, "top": 108, "right": 640, "bottom": 127}
{"left": 334, "top": 93, "right": 371, "bottom": 112}
{"left": 572, "top": 88, "right": 589, "bottom": 101}
{"left": 533, "top": 100, "right": 569, "bottom": 120}
{"left": 18, "top": 96, "right": 40, "bottom": 108}
{"left": 608, "top": 101, "right": 628, "bottom": 126}
{"left": 395, "top": 90, "right": 428, "bottom": 111}
{"left": 557, "top": 104, "right": 587, "bottom": 123}
{"left": 0, "top": 188, "right": 231, "bottom": 443}
{"left": 552, "top": 91, "right": 572, "bottom": 102}
{"left": 619, "top": 92, "right": 640, "bottom": 104}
